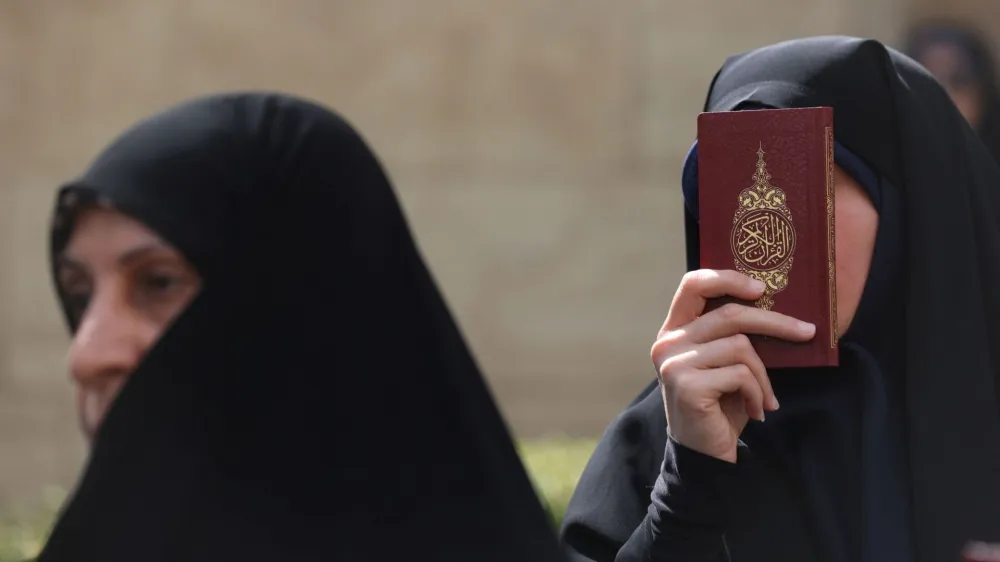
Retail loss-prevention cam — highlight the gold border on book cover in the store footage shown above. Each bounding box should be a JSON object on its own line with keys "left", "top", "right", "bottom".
{"left": 730, "top": 144, "right": 796, "bottom": 311}
{"left": 826, "top": 126, "right": 839, "bottom": 347}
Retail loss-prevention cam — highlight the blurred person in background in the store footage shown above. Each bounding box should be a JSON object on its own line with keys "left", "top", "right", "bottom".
{"left": 561, "top": 36, "right": 1000, "bottom": 562}
{"left": 905, "top": 22, "right": 1000, "bottom": 164}
{"left": 39, "top": 92, "right": 564, "bottom": 562}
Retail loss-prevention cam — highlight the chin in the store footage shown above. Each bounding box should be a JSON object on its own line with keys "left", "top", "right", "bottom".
{"left": 79, "top": 416, "right": 98, "bottom": 444}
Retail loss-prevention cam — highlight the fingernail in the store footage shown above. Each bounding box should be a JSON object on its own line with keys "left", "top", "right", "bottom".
{"left": 799, "top": 321, "right": 816, "bottom": 334}
{"left": 750, "top": 279, "right": 766, "bottom": 292}
{"left": 772, "top": 397, "right": 781, "bottom": 410}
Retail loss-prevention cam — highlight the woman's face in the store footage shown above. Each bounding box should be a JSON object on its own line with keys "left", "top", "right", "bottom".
{"left": 917, "top": 42, "right": 985, "bottom": 129}
{"left": 834, "top": 165, "right": 879, "bottom": 336}
{"left": 55, "top": 206, "right": 201, "bottom": 442}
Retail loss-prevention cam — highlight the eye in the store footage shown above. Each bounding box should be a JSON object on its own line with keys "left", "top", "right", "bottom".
{"left": 56, "top": 265, "right": 93, "bottom": 320}
{"left": 128, "top": 261, "right": 200, "bottom": 323}
{"left": 64, "top": 292, "right": 92, "bottom": 321}
{"left": 136, "top": 269, "right": 188, "bottom": 297}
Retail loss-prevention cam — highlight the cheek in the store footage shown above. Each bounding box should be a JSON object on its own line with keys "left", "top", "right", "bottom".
{"left": 834, "top": 195, "right": 879, "bottom": 330}
{"left": 950, "top": 91, "right": 983, "bottom": 126}
{"left": 137, "top": 288, "right": 201, "bottom": 342}
{"left": 835, "top": 226, "right": 864, "bottom": 296}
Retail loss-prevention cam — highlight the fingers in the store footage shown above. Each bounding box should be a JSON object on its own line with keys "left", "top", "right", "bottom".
{"left": 687, "top": 335, "right": 778, "bottom": 411}
{"left": 666, "top": 364, "right": 765, "bottom": 422}
{"left": 654, "top": 268, "right": 815, "bottom": 423}
{"left": 663, "top": 270, "right": 766, "bottom": 332}
{"left": 684, "top": 303, "right": 816, "bottom": 345}
{"left": 658, "top": 334, "right": 778, "bottom": 413}
{"left": 713, "top": 364, "right": 766, "bottom": 422}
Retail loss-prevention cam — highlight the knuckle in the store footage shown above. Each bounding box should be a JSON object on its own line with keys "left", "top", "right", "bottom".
{"left": 650, "top": 338, "right": 668, "bottom": 364}
{"left": 729, "top": 333, "right": 753, "bottom": 354}
{"left": 676, "top": 272, "right": 699, "bottom": 295}
{"left": 657, "top": 353, "right": 685, "bottom": 382}
{"left": 661, "top": 328, "right": 688, "bottom": 346}
{"left": 735, "top": 363, "right": 755, "bottom": 383}
{"left": 650, "top": 341, "right": 664, "bottom": 365}
{"left": 678, "top": 269, "right": 714, "bottom": 292}
{"left": 737, "top": 366, "right": 762, "bottom": 397}
{"left": 651, "top": 330, "right": 685, "bottom": 361}
{"left": 719, "top": 302, "right": 745, "bottom": 320}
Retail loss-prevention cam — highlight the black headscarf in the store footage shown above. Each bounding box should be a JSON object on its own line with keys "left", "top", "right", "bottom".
{"left": 562, "top": 37, "right": 1000, "bottom": 562}
{"left": 38, "top": 92, "right": 564, "bottom": 562}
{"left": 905, "top": 22, "right": 1000, "bottom": 165}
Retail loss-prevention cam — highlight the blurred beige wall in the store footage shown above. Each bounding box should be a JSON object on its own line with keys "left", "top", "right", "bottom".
{"left": 0, "top": 0, "right": 997, "bottom": 510}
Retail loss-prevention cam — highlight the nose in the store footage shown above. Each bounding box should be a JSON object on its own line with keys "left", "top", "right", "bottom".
{"left": 68, "top": 291, "right": 146, "bottom": 411}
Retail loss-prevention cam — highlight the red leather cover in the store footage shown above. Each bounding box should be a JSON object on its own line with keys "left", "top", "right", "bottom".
{"left": 697, "top": 107, "right": 838, "bottom": 368}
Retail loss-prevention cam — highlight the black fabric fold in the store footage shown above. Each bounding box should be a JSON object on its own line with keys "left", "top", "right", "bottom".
{"left": 656, "top": 437, "right": 743, "bottom": 530}
{"left": 39, "top": 92, "right": 564, "bottom": 562}
{"left": 619, "top": 438, "right": 744, "bottom": 562}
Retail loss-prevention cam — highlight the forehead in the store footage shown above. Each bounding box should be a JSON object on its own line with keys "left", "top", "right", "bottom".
{"left": 63, "top": 207, "right": 165, "bottom": 258}
{"left": 920, "top": 43, "right": 973, "bottom": 74}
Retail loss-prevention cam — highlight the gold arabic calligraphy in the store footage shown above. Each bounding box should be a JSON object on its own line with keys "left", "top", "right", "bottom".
{"left": 733, "top": 209, "right": 795, "bottom": 269}
{"left": 730, "top": 144, "right": 797, "bottom": 311}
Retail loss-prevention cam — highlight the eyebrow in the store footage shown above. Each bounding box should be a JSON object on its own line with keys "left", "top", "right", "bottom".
{"left": 56, "top": 242, "right": 170, "bottom": 271}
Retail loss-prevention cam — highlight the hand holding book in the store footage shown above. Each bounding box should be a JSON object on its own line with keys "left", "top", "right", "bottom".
{"left": 650, "top": 269, "right": 815, "bottom": 463}
{"left": 653, "top": 107, "right": 837, "bottom": 462}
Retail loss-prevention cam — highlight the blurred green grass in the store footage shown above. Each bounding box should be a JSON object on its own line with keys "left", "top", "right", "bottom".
{"left": 518, "top": 437, "right": 597, "bottom": 524}
{"left": 0, "top": 487, "right": 64, "bottom": 562}
{"left": 0, "top": 438, "right": 596, "bottom": 562}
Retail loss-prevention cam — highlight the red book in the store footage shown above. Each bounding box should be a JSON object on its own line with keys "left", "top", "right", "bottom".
{"left": 697, "top": 107, "right": 838, "bottom": 368}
